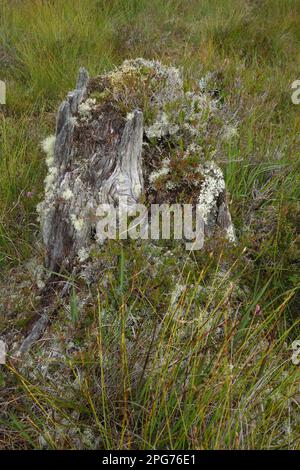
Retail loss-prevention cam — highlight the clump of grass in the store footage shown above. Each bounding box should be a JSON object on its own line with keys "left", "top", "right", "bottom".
{"left": 2, "top": 248, "right": 299, "bottom": 449}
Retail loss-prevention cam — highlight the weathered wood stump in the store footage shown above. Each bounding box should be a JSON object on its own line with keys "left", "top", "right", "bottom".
{"left": 38, "top": 59, "right": 235, "bottom": 273}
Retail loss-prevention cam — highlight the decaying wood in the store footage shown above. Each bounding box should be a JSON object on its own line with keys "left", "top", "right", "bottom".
{"left": 19, "top": 313, "right": 50, "bottom": 355}
{"left": 18, "top": 277, "right": 73, "bottom": 355}
{"left": 38, "top": 60, "right": 235, "bottom": 275}
{"left": 38, "top": 68, "right": 144, "bottom": 273}
{"left": 20, "top": 60, "right": 237, "bottom": 354}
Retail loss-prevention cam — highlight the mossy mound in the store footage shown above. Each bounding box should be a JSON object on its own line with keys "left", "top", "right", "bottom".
{"left": 68, "top": 59, "right": 235, "bottom": 248}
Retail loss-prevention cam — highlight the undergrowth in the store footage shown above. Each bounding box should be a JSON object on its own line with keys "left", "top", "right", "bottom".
{"left": 0, "top": 0, "right": 299, "bottom": 450}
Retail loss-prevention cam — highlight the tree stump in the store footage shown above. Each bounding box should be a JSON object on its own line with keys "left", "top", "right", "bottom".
{"left": 38, "top": 59, "right": 235, "bottom": 273}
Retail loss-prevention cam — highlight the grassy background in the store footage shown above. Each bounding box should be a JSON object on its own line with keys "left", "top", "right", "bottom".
{"left": 0, "top": 0, "right": 300, "bottom": 449}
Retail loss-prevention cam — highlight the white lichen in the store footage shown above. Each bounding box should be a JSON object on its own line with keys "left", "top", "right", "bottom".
{"left": 107, "top": 58, "right": 183, "bottom": 107}
{"left": 70, "top": 116, "right": 78, "bottom": 126}
{"left": 78, "top": 98, "right": 96, "bottom": 120}
{"left": 178, "top": 91, "right": 219, "bottom": 140}
{"left": 145, "top": 112, "right": 179, "bottom": 139}
{"left": 77, "top": 247, "right": 90, "bottom": 263}
{"left": 71, "top": 214, "right": 85, "bottom": 232}
{"left": 170, "top": 283, "right": 185, "bottom": 307}
{"left": 222, "top": 124, "right": 238, "bottom": 141}
{"left": 184, "top": 143, "right": 203, "bottom": 158}
{"left": 44, "top": 166, "right": 58, "bottom": 193}
{"left": 40, "top": 135, "right": 59, "bottom": 194}
{"left": 226, "top": 224, "right": 236, "bottom": 243}
{"left": 197, "top": 162, "right": 225, "bottom": 224}
{"left": 198, "top": 72, "right": 213, "bottom": 92}
{"left": 149, "top": 158, "right": 170, "bottom": 184}
{"left": 61, "top": 188, "right": 73, "bottom": 201}
{"left": 41, "top": 135, "right": 56, "bottom": 160}
{"left": 166, "top": 180, "right": 177, "bottom": 190}
{"left": 41, "top": 135, "right": 56, "bottom": 167}
{"left": 126, "top": 111, "right": 135, "bottom": 121}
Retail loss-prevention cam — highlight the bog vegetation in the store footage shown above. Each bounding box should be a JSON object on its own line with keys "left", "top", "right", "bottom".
{"left": 0, "top": 0, "right": 299, "bottom": 450}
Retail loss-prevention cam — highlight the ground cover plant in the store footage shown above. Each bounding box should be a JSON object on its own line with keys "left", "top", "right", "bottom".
{"left": 0, "top": 0, "right": 299, "bottom": 450}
